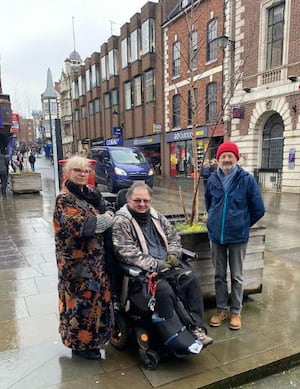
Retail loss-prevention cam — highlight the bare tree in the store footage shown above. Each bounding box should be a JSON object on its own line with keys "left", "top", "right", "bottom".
{"left": 165, "top": 0, "right": 244, "bottom": 225}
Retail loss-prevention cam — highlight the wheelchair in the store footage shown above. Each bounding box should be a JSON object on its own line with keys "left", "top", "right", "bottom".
{"left": 110, "top": 249, "right": 205, "bottom": 370}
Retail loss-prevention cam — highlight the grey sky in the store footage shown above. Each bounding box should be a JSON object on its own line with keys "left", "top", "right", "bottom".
{"left": 0, "top": 0, "right": 154, "bottom": 117}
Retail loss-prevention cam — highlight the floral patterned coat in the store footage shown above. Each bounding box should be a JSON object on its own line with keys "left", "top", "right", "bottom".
{"left": 53, "top": 188, "right": 112, "bottom": 351}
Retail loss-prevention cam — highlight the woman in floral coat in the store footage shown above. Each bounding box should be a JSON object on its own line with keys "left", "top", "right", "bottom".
{"left": 53, "top": 156, "right": 114, "bottom": 360}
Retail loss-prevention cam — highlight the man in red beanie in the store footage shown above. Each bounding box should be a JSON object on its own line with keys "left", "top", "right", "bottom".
{"left": 205, "top": 141, "right": 265, "bottom": 330}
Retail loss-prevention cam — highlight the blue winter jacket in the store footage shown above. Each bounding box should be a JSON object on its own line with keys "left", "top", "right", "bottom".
{"left": 205, "top": 165, "right": 265, "bottom": 244}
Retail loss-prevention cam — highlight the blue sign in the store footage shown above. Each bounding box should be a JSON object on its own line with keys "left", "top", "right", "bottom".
{"left": 113, "top": 127, "right": 123, "bottom": 137}
{"left": 105, "top": 136, "right": 123, "bottom": 146}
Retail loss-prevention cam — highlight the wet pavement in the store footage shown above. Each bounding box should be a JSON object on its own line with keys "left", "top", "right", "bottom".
{"left": 0, "top": 157, "right": 299, "bottom": 389}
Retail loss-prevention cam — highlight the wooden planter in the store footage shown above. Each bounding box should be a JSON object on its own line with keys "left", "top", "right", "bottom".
{"left": 9, "top": 172, "right": 42, "bottom": 194}
{"left": 178, "top": 226, "right": 266, "bottom": 298}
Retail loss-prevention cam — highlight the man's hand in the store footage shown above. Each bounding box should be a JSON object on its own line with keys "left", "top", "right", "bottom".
{"left": 166, "top": 254, "right": 180, "bottom": 269}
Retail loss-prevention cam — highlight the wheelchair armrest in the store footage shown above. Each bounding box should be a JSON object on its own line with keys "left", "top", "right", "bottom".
{"left": 117, "top": 262, "right": 144, "bottom": 277}
{"left": 182, "top": 248, "right": 199, "bottom": 261}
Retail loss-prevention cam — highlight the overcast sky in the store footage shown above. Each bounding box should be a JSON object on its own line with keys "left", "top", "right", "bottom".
{"left": 1, "top": 0, "right": 155, "bottom": 117}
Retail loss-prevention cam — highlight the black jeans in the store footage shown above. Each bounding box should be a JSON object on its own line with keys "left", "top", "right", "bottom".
{"left": 155, "top": 270, "right": 204, "bottom": 328}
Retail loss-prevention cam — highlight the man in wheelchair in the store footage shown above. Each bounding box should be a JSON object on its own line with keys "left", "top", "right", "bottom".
{"left": 112, "top": 182, "right": 213, "bottom": 352}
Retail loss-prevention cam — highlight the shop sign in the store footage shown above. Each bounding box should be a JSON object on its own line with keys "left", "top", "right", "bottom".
{"left": 105, "top": 136, "right": 123, "bottom": 146}
{"left": 124, "top": 134, "right": 161, "bottom": 147}
{"left": 166, "top": 126, "right": 208, "bottom": 142}
{"left": 10, "top": 113, "right": 20, "bottom": 133}
{"left": 91, "top": 138, "right": 104, "bottom": 147}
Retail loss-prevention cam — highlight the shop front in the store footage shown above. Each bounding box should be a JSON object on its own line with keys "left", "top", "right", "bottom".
{"left": 166, "top": 127, "right": 208, "bottom": 177}
{"left": 165, "top": 125, "right": 225, "bottom": 177}
{"left": 124, "top": 134, "right": 161, "bottom": 175}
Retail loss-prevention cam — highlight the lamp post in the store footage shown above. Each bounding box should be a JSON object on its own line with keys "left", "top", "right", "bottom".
{"left": 41, "top": 68, "right": 60, "bottom": 195}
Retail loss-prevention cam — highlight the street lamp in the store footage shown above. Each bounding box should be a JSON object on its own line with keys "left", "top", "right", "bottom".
{"left": 41, "top": 68, "right": 60, "bottom": 195}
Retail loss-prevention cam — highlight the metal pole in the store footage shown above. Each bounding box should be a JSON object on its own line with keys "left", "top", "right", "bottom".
{"left": 49, "top": 98, "right": 59, "bottom": 195}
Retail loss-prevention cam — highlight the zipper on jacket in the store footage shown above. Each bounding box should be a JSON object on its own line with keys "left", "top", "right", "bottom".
{"left": 220, "top": 192, "right": 228, "bottom": 244}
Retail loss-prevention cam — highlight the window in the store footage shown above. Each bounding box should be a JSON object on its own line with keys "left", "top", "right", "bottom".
{"left": 81, "top": 106, "right": 87, "bottom": 119}
{"left": 72, "top": 81, "right": 79, "bottom": 99}
{"left": 188, "top": 88, "right": 198, "bottom": 125}
{"left": 266, "top": 2, "right": 285, "bottom": 69}
{"left": 121, "top": 38, "right": 129, "bottom": 68}
{"left": 108, "top": 49, "right": 118, "bottom": 77}
{"left": 130, "top": 29, "right": 141, "bottom": 62}
{"left": 78, "top": 76, "right": 82, "bottom": 96}
{"left": 134, "top": 76, "right": 143, "bottom": 106}
{"left": 74, "top": 109, "right": 79, "bottom": 121}
{"left": 111, "top": 89, "right": 119, "bottom": 106}
{"left": 144, "top": 69, "right": 155, "bottom": 103}
{"left": 91, "top": 65, "right": 97, "bottom": 89}
{"left": 206, "top": 82, "right": 217, "bottom": 122}
{"left": 94, "top": 98, "right": 100, "bottom": 113}
{"left": 207, "top": 18, "right": 218, "bottom": 62}
{"left": 124, "top": 82, "right": 132, "bottom": 110}
{"left": 89, "top": 101, "right": 94, "bottom": 116}
{"left": 189, "top": 31, "right": 198, "bottom": 70}
{"left": 101, "top": 55, "right": 108, "bottom": 81}
{"left": 173, "top": 94, "right": 181, "bottom": 128}
{"left": 85, "top": 69, "right": 91, "bottom": 91}
{"left": 262, "top": 113, "right": 284, "bottom": 168}
{"left": 141, "top": 18, "right": 155, "bottom": 55}
{"left": 80, "top": 77, "right": 86, "bottom": 95}
{"left": 181, "top": 0, "right": 190, "bottom": 7}
{"left": 172, "top": 41, "right": 181, "bottom": 77}
{"left": 104, "top": 93, "right": 111, "bottom": 109}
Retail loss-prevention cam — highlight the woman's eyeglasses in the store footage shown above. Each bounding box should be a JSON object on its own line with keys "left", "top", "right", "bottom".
{"left": 72, "top": 168, "right": 90, "bottom": 174}
{"left": 130, "top": 198, "right": 151, "bottom": 204}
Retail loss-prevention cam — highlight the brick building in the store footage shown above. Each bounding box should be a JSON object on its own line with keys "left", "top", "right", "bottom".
{"left": 229, "top": 0, "right": 300, "bottom": 193}
{"left": 162, "top": 0, "right": 225, "bottom": 177}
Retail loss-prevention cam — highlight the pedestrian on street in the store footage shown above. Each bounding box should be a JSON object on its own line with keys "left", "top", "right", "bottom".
{"left": 28, "top": 152, "right": 36, "bottom": 171}
{"left": 205, "top": 142, "right": 265, "bottom": 330}
{"left": 112, "top": 182, "right": 213, "bottom": 349}
{"left": 53, "top": 156, "right": 115, "bottom": 360}
{"left": 0, "top": 148, "right": 9, "bottom": 197}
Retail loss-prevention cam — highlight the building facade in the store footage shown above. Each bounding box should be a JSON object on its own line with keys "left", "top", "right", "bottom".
{"left": 69, "top": 1, "right": 170, "bottom": 174}
{"left": 162, "top": 0, "right": 225, "bottom": 177}
{"left": 229, "top": 0, "right": 300, "bottom": 193}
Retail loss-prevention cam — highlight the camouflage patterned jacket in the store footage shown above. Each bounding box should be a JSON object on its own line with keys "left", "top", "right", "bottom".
{"left": 112, "top": 205, "right": 182, "bottom": 272}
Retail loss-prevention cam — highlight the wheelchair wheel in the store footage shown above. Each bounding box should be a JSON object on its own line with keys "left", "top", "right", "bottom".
{"left": 139, "top": 349, "right": 160, "bottom": 370}
{"left": 110, "top": 312, "right": 129, "bottom": 350}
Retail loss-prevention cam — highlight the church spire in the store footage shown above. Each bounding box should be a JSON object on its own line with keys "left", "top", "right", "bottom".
{"left": 41, "top": 68, "right": 57, "bottom": 99}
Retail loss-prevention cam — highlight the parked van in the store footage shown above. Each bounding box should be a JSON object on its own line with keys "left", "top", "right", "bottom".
{"left": 88, "top": 146, "right": 154, "bottom": 192}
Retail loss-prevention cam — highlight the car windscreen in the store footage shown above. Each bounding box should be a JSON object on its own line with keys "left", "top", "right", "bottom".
{"left": 110, "top": 149, "right": 147, "bottom": 164}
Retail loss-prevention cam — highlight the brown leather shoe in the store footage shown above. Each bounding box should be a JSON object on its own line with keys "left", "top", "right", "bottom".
{"left": 229, "top": 313, "right": 242, "bottom": 330}
{"left": 209, "top": 310, "right": 227, "bottom": 327}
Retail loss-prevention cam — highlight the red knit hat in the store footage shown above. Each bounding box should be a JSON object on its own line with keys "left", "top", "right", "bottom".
{"left": 216, "top": 142, "right": 240, "bottom": 160}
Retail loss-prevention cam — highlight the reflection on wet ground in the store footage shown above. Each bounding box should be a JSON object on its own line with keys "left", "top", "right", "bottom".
{"left": 0, "top": 158, "right": 299, "bottom": 389}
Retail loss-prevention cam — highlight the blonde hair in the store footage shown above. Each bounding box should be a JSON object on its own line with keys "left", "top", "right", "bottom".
{"left": 63, "top": 156, "right": 90, "bottom": 175}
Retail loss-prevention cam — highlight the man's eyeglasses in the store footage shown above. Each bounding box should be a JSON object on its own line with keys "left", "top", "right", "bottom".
{"left": 72, "top": 168, "right": 90, "bottom": 174}
{"left": 130, "top": 198, "right": 151, "bottom": 204}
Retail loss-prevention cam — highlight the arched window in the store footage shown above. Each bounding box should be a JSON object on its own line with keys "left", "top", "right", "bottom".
{"left": 261, "top": 113, "right": 284, "bottom": 169}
